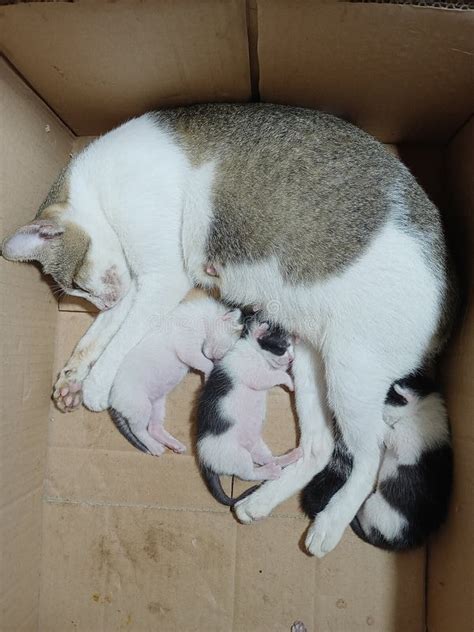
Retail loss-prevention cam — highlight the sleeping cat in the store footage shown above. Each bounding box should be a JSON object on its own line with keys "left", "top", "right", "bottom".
{"left": 109, "top": 297, "right": 242, "bottom": 455}
{"left": 302, "top": 374, "right": 453, "bottom": 550}
{"left": 2, "top": 104, "right": 455, "bottom": 557}
{"left": 197, "top": 319, "right": 302, "bottom": 506}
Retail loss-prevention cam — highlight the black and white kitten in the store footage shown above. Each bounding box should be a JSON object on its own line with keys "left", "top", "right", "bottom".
{"left": 302, "top": 374, "right": 453, "bottom": 551}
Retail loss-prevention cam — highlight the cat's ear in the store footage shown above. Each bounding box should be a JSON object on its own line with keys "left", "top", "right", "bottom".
{"left": 2, "top": 220, "right": 65, "bottom": 262}
{"left": 253, "top": 322, "right": 270, "bottom": 338}
{"left": 222, "top": 308, "right": 241, "bottom": 322}
{"left": 222, "top": 308, "right": 244, "bottom": 331}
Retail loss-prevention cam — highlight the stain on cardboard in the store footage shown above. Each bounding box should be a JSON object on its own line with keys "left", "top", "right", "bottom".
{"left": 143, "top": 524, "right": 178, "bottom": 560}
{"left": 148, "top": 601, "right": 171, "bottom": 615}
{"left": 91, "top": 592, "right": 112, "bottom": 604}
{"left": 336, "top": 598, "right": 347, "bottom": 609}
{"left": 97, "top": 535, "right": 112, "bottom": 572}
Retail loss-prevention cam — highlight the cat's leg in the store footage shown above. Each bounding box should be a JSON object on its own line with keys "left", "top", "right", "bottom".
{"left": 148, "top": 397, "right": 186, "bottom": 454}
{"left": 250, "top": 440, "right": 274, "bottom": 465}
{"left": 83, "top": 272, "right": 190, "bottom": 411}
{"left": 251, "top": 440, "right": 303, "bottom": 468}
{"left": 273, "top": 447, "right": 304, "bottom": 468}
{"left": 53, "top": 283, "right": 136, "bottom": 412}
{"left": 132, "top": 428, "right": 167, "bottom": 457}
{"left": 243, "top": 367, "right": 294, "bottom": 392}
{"left": 175, "top": 342, "right": 214, "bottom": 378}
{"left": 232, "top": 448, "right": 282, "bottom": 481}
{"left": 234, "top": 343, "right": 334, "bottom": 523}
{"left": 304, "top": 345, "right": 389, "bottom": 557}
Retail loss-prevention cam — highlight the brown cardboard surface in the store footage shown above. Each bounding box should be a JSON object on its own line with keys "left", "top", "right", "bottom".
{"left": 0, "top": 0, "right": 251, "bottom": 135}
{"left": 257, "top": 1, "right": 474, "bottom": 143}
{"left": 39, "top": 503, "right": 237, "bottom": 632}
{"left": 0, "top": 61, "right": 73, "bottom": 631}
{"left": 427, "top": 118, "right": 474, "bottom": 632}
{"left": 38, "top": 500, "right": 425, "bottom": 632}
{"left": 41, "top": 283, "right": 426, "bottom": 632}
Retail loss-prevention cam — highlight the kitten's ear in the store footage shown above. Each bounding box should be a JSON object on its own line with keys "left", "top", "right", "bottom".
{"left": 2, "top": 220, "right": 64, "bottom": 262}
{"left": 253, "top": 322, "right": 270, "bottom": 338}
{"left": 222, "top": 308, "right": 241, "bottom": 322}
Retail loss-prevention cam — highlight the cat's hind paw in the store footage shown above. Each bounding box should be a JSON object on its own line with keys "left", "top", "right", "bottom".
{"left": 53, "top": 370, "right": 83, "bottom": 413}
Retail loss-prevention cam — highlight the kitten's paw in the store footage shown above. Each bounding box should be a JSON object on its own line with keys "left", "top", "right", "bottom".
{"left": 170, "top": 441, "right": 187, "bottom": 454}
{"left": 305, "top": 512, "right": 345, "bottom": 558}
{"left": 53, "top": 370, "right": 83, "bottom": 413}
{"left": 234, "top": 488, "right": 274, "bottom": 524}
{"left": 261, "top": 462, "right": 282, "bottom": 480}
{"left": 147, "top": 443, "right": 166, "bottom": 457}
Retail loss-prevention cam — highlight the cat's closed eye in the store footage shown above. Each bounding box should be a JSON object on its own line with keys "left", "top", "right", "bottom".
{"left": 72, "top": 281, "right": 88, "bottom": 293}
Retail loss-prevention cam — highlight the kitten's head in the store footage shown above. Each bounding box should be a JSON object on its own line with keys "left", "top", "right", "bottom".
{"left": 202, "top": 308, "right": 243, "bottom": 361}
{"left": 249, "top": 320, "right": 294, "bottom": 369}
{"left": 2, "top": 206, "right": 131, "bottom": 311}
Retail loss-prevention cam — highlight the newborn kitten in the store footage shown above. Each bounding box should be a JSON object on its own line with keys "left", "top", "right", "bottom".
{"left": 302, "top": 374, "right": 453, "bottom": 550}
{"left": 197, "top": 319, "right": 303, "bottom": 506}
{"left": 109, "top": 297, "right": 242, "bottom": 455}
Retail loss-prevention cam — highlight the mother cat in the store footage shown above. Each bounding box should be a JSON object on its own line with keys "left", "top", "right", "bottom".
{"left": 1, "top": 104, "right": 453, "bottom": 557}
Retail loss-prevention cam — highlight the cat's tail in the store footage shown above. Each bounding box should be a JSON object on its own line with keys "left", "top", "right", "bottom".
{"left": 199, "top": 464, "right": 260, "bottom": 506}
{"left": 109, "top": 407, "right": 150, "bottom": 454}
{"left": 349, "top": 515, "right": 410, "bottom": 551}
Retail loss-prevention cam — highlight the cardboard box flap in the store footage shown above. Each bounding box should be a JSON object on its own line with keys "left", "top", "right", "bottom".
{"left": 257, "top": 0, "right": 474, "bottom": 142}
{"left": 427, "top": 116, "right": 474, "bottom": 632}
{"left": 0, "top": 0, "right": 252, "bottom": 135}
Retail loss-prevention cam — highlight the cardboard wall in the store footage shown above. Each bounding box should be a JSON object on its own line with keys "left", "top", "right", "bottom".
{"left": 1, "top": 2, "right": 473, "bottom": 141}
{"left": 257, "top": 0, "right": 473, "bottom": 142}
{"left": 427, "top": 117, "right": 474, "bottom": 632}
{"left": 0, "top": 0, "right": 252, "bottom": 136}
{"left": 0, "top": 60, "right": 73, "bottom": 631}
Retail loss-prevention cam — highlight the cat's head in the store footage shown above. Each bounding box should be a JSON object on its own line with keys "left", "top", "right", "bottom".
{"left": 1, "top": 206, "right": 131, "bottom": 311}
{"left": 202, "top": 308, "right": 243, "bottom": 361}
{"left": 249, "top": 320, "right": 294, "bottom": 369}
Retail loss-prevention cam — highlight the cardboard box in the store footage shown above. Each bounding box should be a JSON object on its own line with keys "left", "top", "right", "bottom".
{"left": 0, "top": 2, "right": 472, "bottom": 630}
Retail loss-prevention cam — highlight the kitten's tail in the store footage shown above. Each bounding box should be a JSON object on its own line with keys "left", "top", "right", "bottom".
{"left": 200, "top": 464, "right": 260, "bottom": 506}
{"left": 109, "top": 408, "right": 150, "bottom": 454}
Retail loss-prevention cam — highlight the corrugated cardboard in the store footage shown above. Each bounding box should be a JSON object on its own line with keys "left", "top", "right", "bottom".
{"left": 1, "top": 3, "right": 473, "bottom": 631}
{"left": 0, "top": 59, "right": 73, "bottom": 631}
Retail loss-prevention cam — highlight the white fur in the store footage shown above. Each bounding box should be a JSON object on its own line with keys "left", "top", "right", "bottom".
{"left": 197, "top": 322, "right": 300, "bottom": 483}
{"left": 50, "top": 116, "right": 193, "bottom": 409}
{"left": 110, "top": 297, "right": 242, "bottom": 455}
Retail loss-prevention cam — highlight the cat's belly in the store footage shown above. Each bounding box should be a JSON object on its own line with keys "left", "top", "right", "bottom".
{"left": 203, "top": 220, "right": 443, "bottom": 367}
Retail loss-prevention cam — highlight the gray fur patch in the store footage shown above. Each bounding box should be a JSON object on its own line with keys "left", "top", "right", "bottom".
{"left": 158, "top": 103, "right": 454, "bottom": 347}
{"left": 36, "top": 165, "right": 70, "bottom": 218}
{"left": 40, "top": 220, "right": 90, "bottom": 289}
{"left": 158, "top": 105, "right": 446, "bottom": 279}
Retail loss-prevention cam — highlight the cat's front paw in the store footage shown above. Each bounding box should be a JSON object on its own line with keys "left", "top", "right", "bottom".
{"left": 53, "top": 369, "right": 83, "bottom": 413}
{"left": 234, "top": 486, "right": 274, "bottom": 524}
{"left": 305, "top": 510, "right": 346, "bottom": 558}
